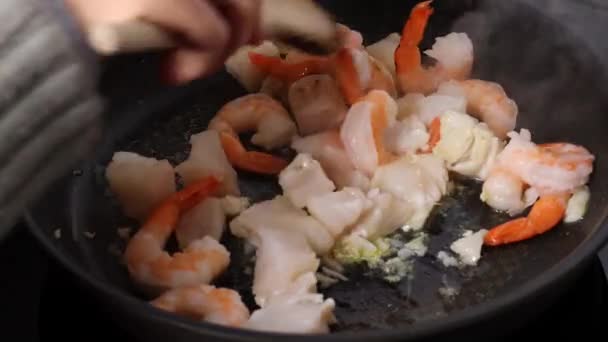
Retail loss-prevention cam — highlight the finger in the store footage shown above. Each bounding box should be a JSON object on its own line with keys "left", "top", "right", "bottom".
{"left": 210, "top": 0, "right": 262, "bottom": 53}
{"left": 163, "top": 48, "right": 225, "bottom": 84}
{"left": 142, "top": 0, "right": 230, "bottom": 49}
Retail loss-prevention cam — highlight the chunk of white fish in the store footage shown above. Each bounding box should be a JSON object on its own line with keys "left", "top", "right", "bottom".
{"left": 292, "top": 131, "right": 370, "bottom": 190}
{"left": 307, "top": 187, "right": 368, "bottom": 237}
{"left": 106, "top": 152, "right": 175, "bottom": 221}
{"left": 279, "top": 154, "right": 336, "bottom": 209}
{"left": 245, "top": 293, "right": 336, "bottom": 334}
{"left": 175, "top": 130, "right": 240, "bottom": 196}
{"left": 450, "top": 229, "right": 488, "bottom": 266}
{"left": 433, "top": 110, "right": 503, "bottom": 181}
{"left": 176, "top": 198, "right": 225, "bottom": 249}
{"left": 564, "top": 186, "right": 590, "bottom": 223}
{"left": 372, "top": 154, "right": 448, "bottom": 230}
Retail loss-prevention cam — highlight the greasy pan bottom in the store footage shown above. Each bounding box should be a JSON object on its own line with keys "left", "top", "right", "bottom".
{"left": 26, "top": 0, "right": 608, "bottom": 340}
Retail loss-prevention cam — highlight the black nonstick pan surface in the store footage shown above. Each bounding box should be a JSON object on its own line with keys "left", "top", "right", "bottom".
{"left": 25, "top": 0, "right": 608, "bottom": 341}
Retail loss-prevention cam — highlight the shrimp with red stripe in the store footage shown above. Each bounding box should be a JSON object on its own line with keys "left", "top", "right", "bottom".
{"left": 481, "top": 130, "right": 594, "bottom": 246}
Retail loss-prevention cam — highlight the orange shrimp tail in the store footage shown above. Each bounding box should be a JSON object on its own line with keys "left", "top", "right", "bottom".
{"left": 424, "top": 117, "right": 441, "bottom": 152}
{"left": 248, "top": 52, "right": 330, "bottom": 83}
{"left": 334, "top": 48, "right": 365, "bottom": 105}
{"left": 484, "top": 195, "right": 567, "bottom": 246}
{"left": 220, "top": 132, "right": 288, "bottom": 175}
{"left": 394, "top": 1, "right": 433, "bottom": 78}
{"left": 143, "top": 177, "right": 220, "bottom": 237}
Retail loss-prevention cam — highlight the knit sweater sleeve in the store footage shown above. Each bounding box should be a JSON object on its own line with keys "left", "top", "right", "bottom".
{"left": 0, "top": 0, "right": 103, "bottom": 238}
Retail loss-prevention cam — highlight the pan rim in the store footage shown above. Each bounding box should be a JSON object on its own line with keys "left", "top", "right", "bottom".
{"left": 25, "top": 2, "right": 608, "bottom": 333}
{"left": 25, "top": 205, "right": 608, "bottom": 340}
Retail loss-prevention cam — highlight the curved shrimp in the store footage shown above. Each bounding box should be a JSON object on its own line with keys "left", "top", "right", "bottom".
{"left": 454, "top": 79, "right": 518, "bottom": 139}
{"left": 208, "top": 94, "right": 296, "bottom": 175}
{"left": 340, "top": 90, "right": 398, "bottom": 176}
{"left": 334, "top": 48, "right": 397, "bottom": 105}
{"left": 248, "top": 52, "right": 333, "bottom": 84}
{"left": 151, "top": 284, "right": 250, "bottom": 327}
{"left": 484, "top": 195, "right": 567, "bottom": 246}
{"left": 482, "top": 131, "right": 594, "bottom": 245}
{"left": 250, "top": 48, "right": 396, "bottom": 105}
{"left": 124, "top": 177, "right": 231, "bottom": 290}
{"left": 394, "top": 1, "right": 473, "bottom": 95}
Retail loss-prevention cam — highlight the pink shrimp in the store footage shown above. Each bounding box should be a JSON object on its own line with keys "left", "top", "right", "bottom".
{"left": 124, "top": 177, "right": 231, "bottom": 291}
{"left": 340, "top": 90, "right": 398, "bottom": 176}
{"left": 483, "top": 132, "right": 594, "bottom": 246}
{"left": 394, "top": 1, "right": 473, "bottom": 95}
{"left": 208, "top": 94, "right": 296, "bottom": 175}
{"left": 151, "top": 285, "right": 250, "bottom": 327}
{"left": 250, "top": 49, "right": 396, "bottom": 106}
{"left": 484, "top": 195, "right": 567, "bottom": 246}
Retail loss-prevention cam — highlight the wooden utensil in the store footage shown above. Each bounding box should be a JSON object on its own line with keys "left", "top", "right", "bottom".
{"left": 87, "top": 0, "right": 339, "bottom": 56}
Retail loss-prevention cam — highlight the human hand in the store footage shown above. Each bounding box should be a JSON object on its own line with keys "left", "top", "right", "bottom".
{"left": 65, "top": 0, "right": 262, "bottom": 84}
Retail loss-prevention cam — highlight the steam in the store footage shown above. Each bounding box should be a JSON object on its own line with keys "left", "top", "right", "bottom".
{"left": 449, "top": 0, "right": 608, "bottom": 144}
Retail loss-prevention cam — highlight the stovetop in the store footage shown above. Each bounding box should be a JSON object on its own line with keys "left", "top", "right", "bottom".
{"left": 2, "top": 224, "right": 607, "bottom": 341}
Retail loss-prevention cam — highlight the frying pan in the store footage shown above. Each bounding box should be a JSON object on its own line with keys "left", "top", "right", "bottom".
{"left": 24, "top": 0, "right": 608, "bottom": 340}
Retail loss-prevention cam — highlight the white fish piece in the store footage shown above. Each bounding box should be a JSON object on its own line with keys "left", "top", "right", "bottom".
{"left": 225, "top": 41, "right": 280, "bottom": 92}
{"left": 372, "top": 154, "right": 448, "bottom": 230}
{"left": 384, "top": 116, "right": 430, "bottom": 155}
{"left": 350, "top": 191, "right": 412, "bottom": 241}
{"left": 220, "top": 196, "right": 250, "bottom": 217}
{"left": 432, "top": 110, "right": 477, "bottom": 164}
{"left": 231, "top": 196, "right": 334, "bottom": 257}
{"left": 176, "top": 198, "right": 225, "bottom": 249}
{"left": 288, "top": 75, "right": 348, "bottom": 136}
{"left": 251, "top": 228, "right": 320, "bottom": 307}
{"left": 292, "top": 131, "right": 370, "bottom": 190}
{"left": 106, "top": 152, "right": 175, "bottom": 221}
{"left": 433, "top": 111, "right": 503, "bottom": 180}
{"left": 450, "top": 229, "right": 488, "bottom": 266}
{"left": 175, "top": 130, "right": 240, "bottom": 196}
{"left": 366, "top": 33, "right": 401, "bottom": 79}
{"left": 246, "top": 293, "right": 336, "bottom": 334}
{"left": 279, "top": 154, "right": 336, "bottom": 209}
{"left": 307, "top": 187, "right": 368, "bottom": 237}
{"left": 564, "top": 186, "right": 590, "bottom": 223}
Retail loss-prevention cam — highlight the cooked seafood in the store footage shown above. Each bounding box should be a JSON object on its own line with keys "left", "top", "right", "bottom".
{"left": 288, "top": 75, "right": 348, "bottom": 135}
{"left": 124, "top": 177, "right": 230, "bottom": 291}
{"left": 394, "top": 1, "right": 473, "bottom": 95}
{"left": 151, "top": 285, "right": 250, "bottom": 327}
{"left": 175, "top": 198, "right": 225, "bottom": 249}
{"left": 208, "top": 94, "right": 296, "bottom": 174}
{"left": 106, "top": 152, "right": 176, "bottom": 221}
{"left": 175, "top": 130, "right": 240, "bottom": 196}
{"left": 106, "top": 1, "right": 596, "bottom": 335}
